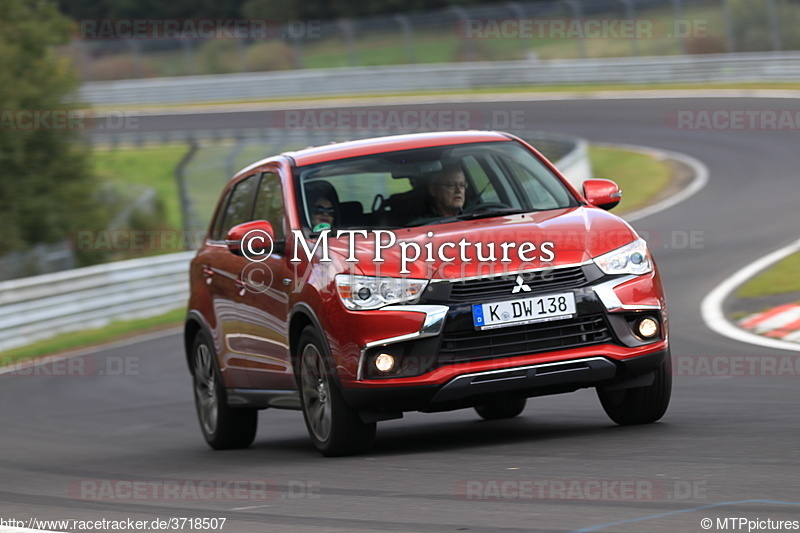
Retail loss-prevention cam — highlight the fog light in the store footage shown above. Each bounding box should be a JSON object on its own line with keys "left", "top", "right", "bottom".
{"left": 637, "top": 317, "right": 659, "bottom": 338}
{"left": 374, "top": 353, "right": 395, "bottom": 372}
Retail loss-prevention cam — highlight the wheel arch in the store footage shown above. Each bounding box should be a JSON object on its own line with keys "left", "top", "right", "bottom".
{"left": 184, "top": 310, "right": 213, "bottom": 373}
{"left": 288, "top": 303, "right": 331, "bottom": 382}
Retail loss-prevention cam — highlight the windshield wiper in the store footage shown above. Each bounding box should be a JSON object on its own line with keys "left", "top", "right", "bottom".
{"left": 456, "top": 207, "right": 528, "bottom": 220}
{"left": 405, "top": 216, "right": 460, "bottom": 227}
{"left": 405, "top": 207, "right": 529, "bottom": 227}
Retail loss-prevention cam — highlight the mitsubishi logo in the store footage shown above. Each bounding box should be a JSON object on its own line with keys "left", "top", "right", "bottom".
{"left": 511, "top": 275, "right": 532, "bottom": 294}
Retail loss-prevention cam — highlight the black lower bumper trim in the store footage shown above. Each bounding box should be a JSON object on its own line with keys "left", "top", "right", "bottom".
{"left": 341, "top": 348, "right": 669, "bottom": 412}
{"left": 429, "top": 357, "right": 617, "bottom": 404}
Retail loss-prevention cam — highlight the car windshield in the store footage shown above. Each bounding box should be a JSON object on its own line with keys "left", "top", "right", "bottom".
{"left": 295, "top": 141, "right": 579, "bottom": 230}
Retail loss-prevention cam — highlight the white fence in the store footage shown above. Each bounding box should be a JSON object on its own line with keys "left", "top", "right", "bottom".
{"left": 79, "top": 52, "right": 800, "bottom": 106}
{"left": 0, "top": 252, "right": 194, "bottom": 352}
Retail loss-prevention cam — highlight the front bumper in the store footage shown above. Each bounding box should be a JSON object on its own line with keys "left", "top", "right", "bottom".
{"left": 353, "top": 266, "right": 665, "bottom": 379}
{"left": 341, "top": 348, "right": 669, "bottom": 412}
{"left": 336, "top": 264, "right": 667, "bottom": 412}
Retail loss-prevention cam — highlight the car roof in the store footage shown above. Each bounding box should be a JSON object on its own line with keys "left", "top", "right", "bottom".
{"left": 283, "top": 130, "right": 514, "bottom": 166}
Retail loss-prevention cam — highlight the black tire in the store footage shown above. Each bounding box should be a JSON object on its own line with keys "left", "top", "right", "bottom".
{"left": 597, "top": 351, "right": 672, "bottom": 426}
{"left": 474, "top": 397, "right": 527, "bottom": 420}
{"left": 191, "top": 331, "right": 257, "bottom": 450}
{"left": 297, "top": 327, "right": 376, "bottom": 457}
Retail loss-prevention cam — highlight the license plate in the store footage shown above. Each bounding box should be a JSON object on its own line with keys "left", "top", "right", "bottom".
{"left": 472, "top": 292, "right": 576, "bottom": 330}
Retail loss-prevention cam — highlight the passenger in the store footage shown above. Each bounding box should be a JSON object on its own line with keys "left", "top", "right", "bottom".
{"left": 305, "top": 181, "right": 338, "bottom": 231}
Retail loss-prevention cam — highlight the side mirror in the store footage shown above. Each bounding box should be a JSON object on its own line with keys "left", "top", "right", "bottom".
{"left": 583, "top": 179, "right": 622, "bottom": 211}
{"left": 226, "top": 220, "right": 275, "bottom": 257}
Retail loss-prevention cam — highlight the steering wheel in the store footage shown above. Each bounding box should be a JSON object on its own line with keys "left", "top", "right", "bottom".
{"left": 463, "top": 201, "right": 511, "bottom": 214}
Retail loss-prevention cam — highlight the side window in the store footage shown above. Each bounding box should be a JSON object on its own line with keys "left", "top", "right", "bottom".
{"left": 505, "top": 158, "right": 560, "bottom": 210}
{"left": 217, "top": 174, "right": 258, "bottom": 239}
{"left": 462, "top": 155, "right": 500, "bottom": 204}
{"left": 209, "top": 189, "right": 232, "bottom": 241}
{"left": 253, "top": 172, "right": 286, "bottom": 241}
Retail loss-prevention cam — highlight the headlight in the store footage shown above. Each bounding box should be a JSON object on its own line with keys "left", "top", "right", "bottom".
{"left": 335, "top": 274, "right": 428, "bottom": 310}
{"left": 593, "top": 238, "right": 653, "bottom": 276}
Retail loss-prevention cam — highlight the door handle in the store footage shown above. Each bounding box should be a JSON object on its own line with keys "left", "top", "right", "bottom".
{"left": 234, "top": 278, "right": 247, "bottom": 296}
{"left": 202, "top": 266, "right": 214, "bottom": 284}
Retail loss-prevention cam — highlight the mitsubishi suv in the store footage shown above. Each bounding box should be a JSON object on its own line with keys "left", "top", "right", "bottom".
{"left": 184, "top": 131, "right": 671, "bottom": 456}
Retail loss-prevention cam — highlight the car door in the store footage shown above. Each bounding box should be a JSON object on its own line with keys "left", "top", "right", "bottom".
{"left": 203, "top": 173, "right": 260, "bottom": 388}
{"left": 236, "top": 169, "right": 295, "bottom": 391}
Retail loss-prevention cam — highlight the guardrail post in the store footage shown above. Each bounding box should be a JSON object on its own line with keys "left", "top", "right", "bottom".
{"left": 225, "top": 138, "right": 247, "bottom": 182}
{"left": 127, "top": 39, "right": 144, "bottom": 78}
{"left": 237, "top": 38, "right": 248, "bottom": 72}
{"left": 506, "top": 2, "right": 528, "bottom": 59}
{"left": 338, "top": 19, "right": 358, "bottom": 66}
{"left": 393, "top": 14, "right": 416, "bottom": 64}
{"left": 181, "top": 38, "right": 196, "bottom": 75}
{"left": 670, "top": 0, "right": 688, "bottom": 55}
{"left": 289, "top": 23, "right": 305, "bottom": 68}
{"left": 766, "top": 0, "right": 782, "bottom": 52}
{"left": 176, "top": 140, "right": 200, "bottom": 247}
{"left": 617, "top": 0, "right": 639, "bottom": 56}
{"left": 561, "top": 0, "right": 587, "bottom": 59}
{"left": 722, "top": 0, "right": 736, "bottom": 53}
{"left": 75, "top": 40, "right": 94, "bottom": 82}
{"left": 450, "top": 6, "right": 475, "bottom": 62}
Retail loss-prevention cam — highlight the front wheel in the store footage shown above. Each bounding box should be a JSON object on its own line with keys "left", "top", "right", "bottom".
{"left": 192, "top": 331, "right": 257, "bottom": 450}
{"left": 474, "top": 397, "right": 527, "bottom": 420}
{"left": 597, "top": 351, "right": 672, "bottom": 426}
{"left": 298, "top": 327, "right": 376, "bottom": 457}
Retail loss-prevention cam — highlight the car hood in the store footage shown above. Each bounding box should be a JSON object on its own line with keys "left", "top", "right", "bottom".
{"left": 321, "top": 206, "right": 638, "bottom": 280}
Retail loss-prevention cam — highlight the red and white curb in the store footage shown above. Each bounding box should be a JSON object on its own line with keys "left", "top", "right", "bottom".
{"left": 702, "top": 237, "right": 800, "bottom": 353}
{"left": 739, "top": 303, "right": 800, "bottom": 343}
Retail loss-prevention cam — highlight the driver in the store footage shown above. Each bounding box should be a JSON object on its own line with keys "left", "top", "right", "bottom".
{"left": 423, "top": 164, "right": 467, "bottom": 218}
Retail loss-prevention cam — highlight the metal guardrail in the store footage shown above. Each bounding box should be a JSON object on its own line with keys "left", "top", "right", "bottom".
{"left": 79, "top": 52, "right": 800, "bottom": 106}
{"left": 0, "top": 252, "right": 194, "bottom": 352}
{"left": 0, "top": 134, "right": 589, "bottom": 352}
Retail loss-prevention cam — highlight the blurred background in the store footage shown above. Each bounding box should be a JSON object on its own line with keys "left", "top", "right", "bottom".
{"left": 62, "top": 0, "right": 800, "bottom": 80}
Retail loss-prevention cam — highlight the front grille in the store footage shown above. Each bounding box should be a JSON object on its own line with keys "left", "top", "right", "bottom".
{"left": 448, "top": 266, "right": 587, "bottom": 303}
{"left": 438, "top": 314, "right": 612, "bottom": 363}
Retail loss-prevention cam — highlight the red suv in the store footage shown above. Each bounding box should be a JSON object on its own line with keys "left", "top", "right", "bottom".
{"left": 185, "top": 131, "right": 671, "bottom": 456}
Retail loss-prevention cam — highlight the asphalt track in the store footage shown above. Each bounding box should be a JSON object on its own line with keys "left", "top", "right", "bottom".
{"left": 2, "top": 96, "right": 799, "bottom": 532}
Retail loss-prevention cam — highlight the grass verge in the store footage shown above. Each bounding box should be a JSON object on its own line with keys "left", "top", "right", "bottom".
{"left": 93, "top": 143, "right": 189, "bottom": 231}
{"left": 589, "top": 146, "right": 671, "bottom": 216}
{"left": 735, "top": 252, "right": 800, "bottom": 300}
